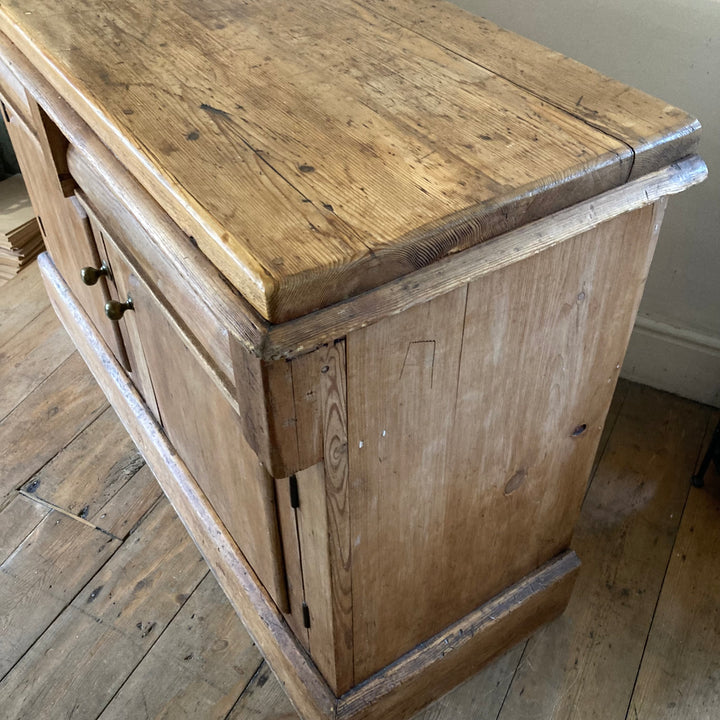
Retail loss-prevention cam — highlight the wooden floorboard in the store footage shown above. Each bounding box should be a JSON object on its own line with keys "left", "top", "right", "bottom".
{"left": 0, "top": 263, "right": 718, "bottom": 720}
{"left": 628, "top": 413, "right": 720, "bottom": 720}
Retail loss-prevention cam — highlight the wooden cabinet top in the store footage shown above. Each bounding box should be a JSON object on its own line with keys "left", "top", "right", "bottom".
{"left": 0, "top": 0, "right": 700, "bottom": 322}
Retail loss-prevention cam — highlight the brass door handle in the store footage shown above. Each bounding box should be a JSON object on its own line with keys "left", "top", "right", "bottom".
{"left": 105, "top": 297, "right": 134, "bottom": 320}
{"left": 81, "top": 262, "right": 110, "bottom": 286}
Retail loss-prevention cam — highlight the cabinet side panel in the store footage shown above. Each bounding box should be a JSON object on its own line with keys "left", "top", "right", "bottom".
{"left": 347, "top": 204, "right": 664, "bottom": 680}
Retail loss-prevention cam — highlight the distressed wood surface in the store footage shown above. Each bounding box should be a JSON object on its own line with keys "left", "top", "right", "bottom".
{"left": 291, "top": 342, "right": 353, "bottom": 693}
{"left": 262, "top": 156, "right": 705, "bottom": 360}
{"left": 0, "top": 25, "right": 706, "bottom": 355}
{"left": 37, "top": 253, "right": 339, "bottom": 720}
{"left": 0, "top": 510, "right": 121, "bottom": 679}
{"left": 18, "top": 405, "right": 153, "bottom": 533}
{"left": 337, "top": 552, "right": 580, "bottom": 720}
{"left": 0, "top": 494, "right": 48, "bottom": 564}
{"left": 495, "top": 384, "right": 711, "bottom": 720}
{"left": 0, "top": 304, "right": 74, "bottom": 420}
{"left": 0, "top": 1, "right": 700, "bottom": 320}
{"left": 0, "top": 78, "right": 127, "bottom": 358}
{"left": 0, "top": 351, "right": 107, "bottom": 509}
{"left": 2, "top": 261, "right": 719, "bottom": 719}
{"left": 346, "top": 204, "right": 664, "bottom": 681}
{"left": 0, "top": 260, "right": 46, "bottom": 344}
{"left": 98, "top": 572, "right": 263, "bottom": 720}
{"left": 125, "top": 263, "right": 289, "bottom": 613}
{"left": 0, "top": 500, "right": 208, "bottom": 720}
{"left": 629, "top": 441, "right": 720, "bottom": 720}
{"left": 361, "top": 0, "right": 700, "bottom": 181}
{"left": 97, "top": 224, "right": 161, "bottom": 418}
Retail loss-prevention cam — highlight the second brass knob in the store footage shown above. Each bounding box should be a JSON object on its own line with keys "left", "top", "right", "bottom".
{"left": 105, "top": 297, "right": 134, "bottom": 321}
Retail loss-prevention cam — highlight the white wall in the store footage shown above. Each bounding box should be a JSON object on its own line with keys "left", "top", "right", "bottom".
{"left": 452, "top": 0, "right": 720, "bottom": 406}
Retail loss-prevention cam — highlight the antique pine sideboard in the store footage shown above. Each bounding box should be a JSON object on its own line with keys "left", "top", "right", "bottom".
{"left": 0, "top": 1, "right": 706, "bottom": 718}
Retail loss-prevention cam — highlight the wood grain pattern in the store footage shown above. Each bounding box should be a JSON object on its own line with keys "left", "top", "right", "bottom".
{"left": 0, "top": 304, "right": 74, "bottom": 420}
{"left": 337, "top": 552, "right": 580, "bottom": 720}
{"left": 0, "top": 500, "right": 208, "bottom": 720}
{"left": 0, "top": 27, "right": 706, "bottom": 356}
{"left": 361, "top": 0, "right": 700, "bottom": 180}
{"left": 69, "top": 146, "right": 254, "bottom": 383}
{"left": 98, "top": 572, "right": 264, "bottom": 720}
{"left": 125, "top": 262, "right": 289, "bottom": 613}
{"left": 0, "top": 3, "right": 700, "bottom": 320}
{"left": 289, "top": 350, "right": 325, "bottom": 470}
{"left": 0, "top": 50, "right": 33, "bottom": 123}
{"left": 95, "top": 221, "right": 161, "bottom": 417}
{"left": 0, "top": 351, "right": 107, "bottom": 510}
{"left": 629, "top": 464, "right": 720, "bottom": 719}
{"left": 36, "top": 253, "right": 339, "bottom": 720}
{"left": 0, "top": 260, "right": 47, "bottom": 346}
{"left": 0, "top": 494, "right": 48, "bottom": 566}
{"left": 495, "top": 383, "right": 710, "bottom": 720}
{"left": 316, "top": 342, "right": 353, "bottom": 693}
{"left": 231, "top": 346, "right": 300, "bottom": 479}
{"left": 226, "top": 662, "right": 299, "bottom": 720}
{"left": 0, "top": 82, "right": 126, "bottom": 359}
{"left": 18, "top": 405, "right": 154, "bottom": 535}
{"left": 347, "top": 204, "right": 664, "bottom": 681}
{"left": 263, "top": 156, "right": 705, "bottom": 360}
{"left": 0, "top": 510, "right": 121, "bottom": 679}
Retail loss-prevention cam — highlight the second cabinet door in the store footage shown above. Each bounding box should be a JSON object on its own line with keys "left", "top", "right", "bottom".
{"left": 91, "top": 216, "right": 290, "bottom": 612}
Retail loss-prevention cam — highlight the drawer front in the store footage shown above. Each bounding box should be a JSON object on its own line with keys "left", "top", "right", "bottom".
{"left": 96, "top": 222, "right": 289, "bottom": 612}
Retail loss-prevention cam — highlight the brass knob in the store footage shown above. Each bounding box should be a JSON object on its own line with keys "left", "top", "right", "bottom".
{"left": 81, "top": 263, "right": 110, "bottom": 286}
{"left": 105, "top": 297, "right": 134, "bottom": 321}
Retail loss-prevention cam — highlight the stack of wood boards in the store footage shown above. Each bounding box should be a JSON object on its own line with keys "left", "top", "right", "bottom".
{"left": 0, "top": 173, "right": 43, "bottom": 283}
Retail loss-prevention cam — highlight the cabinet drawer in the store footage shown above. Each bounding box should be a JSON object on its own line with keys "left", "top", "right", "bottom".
{"left": 83, "top": 210, "right": 289, "bottom": 611}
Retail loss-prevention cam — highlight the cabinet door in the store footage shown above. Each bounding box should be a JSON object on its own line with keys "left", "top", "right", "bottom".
{"left": 97, "top": 226, "right": 289, "bottom": 611}
{"left": 0, "top": 88, "right": 125, "bottom": 361}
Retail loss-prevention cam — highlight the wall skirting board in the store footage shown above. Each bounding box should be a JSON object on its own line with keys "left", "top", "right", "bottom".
{"left": 622, "top": 316, "right": 720, "bottom": 408}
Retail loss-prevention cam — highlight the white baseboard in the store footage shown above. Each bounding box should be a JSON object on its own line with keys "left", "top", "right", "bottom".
{"left": 621, "top": 315, "right": 720, "bottom": 407}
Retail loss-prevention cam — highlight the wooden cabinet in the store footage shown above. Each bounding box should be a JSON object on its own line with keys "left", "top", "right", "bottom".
{"left": 0, "top": 2, "right": 707, "bottom": 719}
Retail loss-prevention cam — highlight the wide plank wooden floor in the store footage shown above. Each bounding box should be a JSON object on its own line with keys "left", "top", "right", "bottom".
{"left": 1, "top": 262, "right": 719, "bottom": 720}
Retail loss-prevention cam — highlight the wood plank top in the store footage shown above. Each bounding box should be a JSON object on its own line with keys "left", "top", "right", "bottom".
{"left": 0, "top": 0, "right": 700, "bottom": 321}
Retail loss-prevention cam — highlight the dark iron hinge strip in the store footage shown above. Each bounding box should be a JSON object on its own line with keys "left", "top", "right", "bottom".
{"left": 289, "top": 473, "right": 300, "bottom": 509}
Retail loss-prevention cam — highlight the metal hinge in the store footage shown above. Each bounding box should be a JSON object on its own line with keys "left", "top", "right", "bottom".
{"left": 302, "top": 602, "right": 311, "bottom": 629}
{"left": 289, "top": 474, "right": 300, "bottom": 509}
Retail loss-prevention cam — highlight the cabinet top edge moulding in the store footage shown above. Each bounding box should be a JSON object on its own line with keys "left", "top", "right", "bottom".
{"left": 0, "top": 0, "right": 703, "bottom": 323}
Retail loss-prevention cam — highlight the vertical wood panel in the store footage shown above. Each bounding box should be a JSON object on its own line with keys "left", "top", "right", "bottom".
{"left": 295, "top": 341, "right": 354, "bottom": 695}
{"left": 346, "top": 205, "right": 663, "bottom": 682}
{"left": 290, "top": 350, "right": 325, "bottom": 470}
{"left": 124, "top": 268, "right": 290, "bottom": 613}
{"left": 0, "top": 96, "right": 126, "bottom": 362}
{"left": 96, "top": 224, "right": 160, "bottom": 419}
{"left": 231, "top": 344, "right": 300, "bottom": 478}
{"left": 275, "top": 474, "right": 310, "bottom": 650}
{"left": 347, "top": 287, "right": 468, "bottom": 680}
